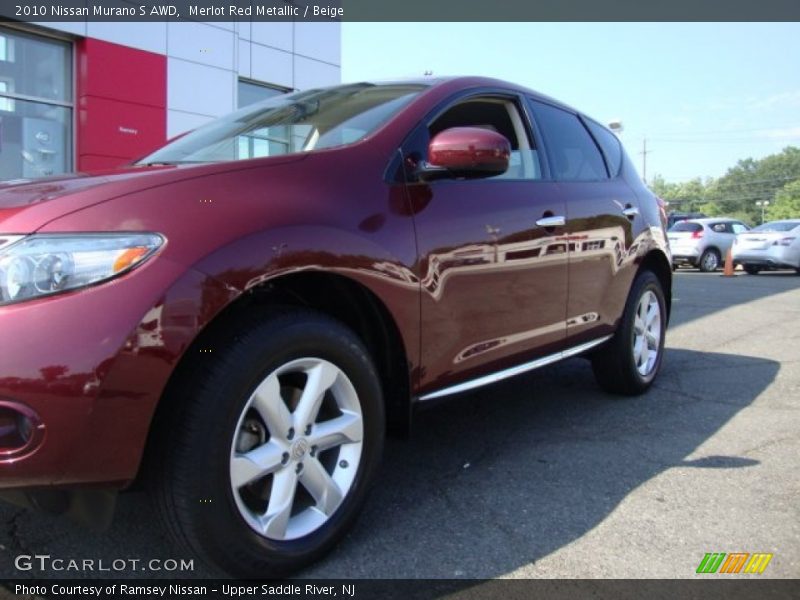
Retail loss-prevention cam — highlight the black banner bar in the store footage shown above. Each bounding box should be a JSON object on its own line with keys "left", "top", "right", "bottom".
{"left": 2, "top": 579, "right": 798, "bottom": 600}
{"left": 1, "top": 0, "right": 799, "bottom": 23}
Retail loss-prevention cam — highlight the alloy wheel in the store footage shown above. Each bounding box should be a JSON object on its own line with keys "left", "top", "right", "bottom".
{"left": 229, "top": 358, "right": 364, "bottom": 541}
{"left": 701, "top": 251, "right": 719, "bottom": 271}
{"left": 632, "top": 290, "right": 662, "bottom": 376}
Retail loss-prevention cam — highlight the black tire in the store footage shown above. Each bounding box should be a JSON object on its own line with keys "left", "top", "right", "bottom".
{"left": 152, "top": 309, "right": 385, "bottom": 577}
{"left": 672, "top": 263, "right": 678, "bottom": 272}
{"left": 744, "top": 264, "right": 761, "bottom": 275}
{"left": 591, "top": 270, "right": 667, "bottom": 396}
{"left": 698, "top": 248, "right": 720, "bottom": 272}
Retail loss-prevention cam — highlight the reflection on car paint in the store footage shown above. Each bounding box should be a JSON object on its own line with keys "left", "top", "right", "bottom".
{"left": 421, "top": 225, "right": 628, "bottom": 299}
{"left": 454, "top": 312, "right": 600, "bottom": 364}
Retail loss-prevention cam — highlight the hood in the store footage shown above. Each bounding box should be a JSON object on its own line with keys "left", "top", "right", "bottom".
{"left": 0, "top": 156, "right": 306, "bottom": 233}
{"left": 0, "top": 166, "right": 177, "bottom": 233}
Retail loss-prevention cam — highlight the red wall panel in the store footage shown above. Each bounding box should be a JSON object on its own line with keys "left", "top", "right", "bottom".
{"left": 77, "top": 96, "right": 166, "bottom": 159}
{"left": 76, "top": 39, "right": 166, "bottom": 172}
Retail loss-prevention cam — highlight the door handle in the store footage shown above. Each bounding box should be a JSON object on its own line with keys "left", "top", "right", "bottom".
{"left": 622, "top": 206, "right": 639, "bottom": 219}
{"left": 535, "top": 215, "right": 566, "bottom": 228}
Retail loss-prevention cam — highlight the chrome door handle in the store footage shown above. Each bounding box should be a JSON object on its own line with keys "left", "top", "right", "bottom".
{"left": 622, "top": 207, "right": 639, "bottom": 218}
{"left": 535, "top": 215, "right": 566, "bottom": 228}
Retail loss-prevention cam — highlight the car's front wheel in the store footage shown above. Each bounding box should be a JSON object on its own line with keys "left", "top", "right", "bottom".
{"left": 591, "top": 270, "right": 667, "bottom": 395}
{"left": 153, "top": 309, "right": 384, "bottom": 577}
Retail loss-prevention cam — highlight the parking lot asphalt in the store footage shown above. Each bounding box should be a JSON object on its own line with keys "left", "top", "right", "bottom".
{"left": 1, "top": 269, "right": 799, "bottom": 580}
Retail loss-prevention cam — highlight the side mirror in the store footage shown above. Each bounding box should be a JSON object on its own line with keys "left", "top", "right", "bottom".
{"left": 417, "top": 127, "right": 511, "bottom": 181}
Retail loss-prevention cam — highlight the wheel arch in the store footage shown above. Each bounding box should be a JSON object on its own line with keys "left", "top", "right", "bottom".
{"left": 637, "top": 249, "right": 672, "bottom": 323}
{"left": 136, "top": 270, "right": 413, "bottom": 488}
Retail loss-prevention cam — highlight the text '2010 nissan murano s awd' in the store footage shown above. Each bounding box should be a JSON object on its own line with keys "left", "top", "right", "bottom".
{"left": 0, "top": 77, "right": 671, "bottom": 577}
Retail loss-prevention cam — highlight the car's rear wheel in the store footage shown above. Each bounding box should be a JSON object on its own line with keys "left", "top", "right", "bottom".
{"left": 744, "top": 264, "right": 761, "bottom": 275}
{"left": 698, "top": 248, "right": 720, "bottom": 272}
{"left": 152, "top": 310, "right": 384, "bottom": 577}
{"left": 591, "top": 270, "right": 666, "bottom": 395}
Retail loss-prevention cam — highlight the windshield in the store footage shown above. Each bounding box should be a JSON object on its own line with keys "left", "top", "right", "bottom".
{"left": 751, "top": 221, "right": 800, "bottom": 233}
{"left": 138, "top": 82, "right": 427, "bottom": 165}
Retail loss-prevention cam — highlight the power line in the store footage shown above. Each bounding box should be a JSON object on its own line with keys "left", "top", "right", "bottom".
{"left": 715, "top": 176, "right": 799, "bottom": 186}
{"left": 646, "top": 124, "right": 800, "bottom": 137}
{"left": 655, "top": 176, "right": 798, "bottom": 186}
{"left": 648, "top": 138, "right": 800, "bottom": 144}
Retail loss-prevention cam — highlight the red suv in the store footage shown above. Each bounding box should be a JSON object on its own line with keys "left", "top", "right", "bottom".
{"left": 0, "top": 77, "right": 671, "bottom": 576}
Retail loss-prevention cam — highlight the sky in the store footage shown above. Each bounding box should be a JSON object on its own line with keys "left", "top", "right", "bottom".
{"left": 342, "top": 22, "right": 800, "bottom": 183}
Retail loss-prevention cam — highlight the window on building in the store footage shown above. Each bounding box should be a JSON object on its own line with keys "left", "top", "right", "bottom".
{"left": 238, "top": 79, "right": 289, "bottom": 108}
{"left": 237, "top": 79, "right": 292, "bottom": 159}
{"left": 0, "top": 27, "right": 73, "bottom": 181}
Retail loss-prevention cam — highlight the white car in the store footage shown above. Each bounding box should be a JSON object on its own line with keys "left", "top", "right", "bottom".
{"left": 668, "top": 217, "right": 749, "bottom": 272}
{"left": 732, "top": 219, "right": 800, "bottom": 274}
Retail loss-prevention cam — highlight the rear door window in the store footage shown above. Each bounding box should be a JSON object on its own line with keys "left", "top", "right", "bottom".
{"left": 527, "top": 99, "right": 608, "bottom": 181}
{"left": 584, "top": 118, "right": 622, "bottom": 177}
{"left": 710, "top": 222, "right": 728, "bottom": 233}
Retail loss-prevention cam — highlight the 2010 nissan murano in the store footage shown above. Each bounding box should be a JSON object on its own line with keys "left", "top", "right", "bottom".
{"left": 0, "top": 77, "right": 671, "bottom": 577}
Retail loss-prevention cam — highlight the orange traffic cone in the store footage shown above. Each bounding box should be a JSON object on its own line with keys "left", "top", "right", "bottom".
{"left": 723, "top": 248, "right": 735, "bottom": 277}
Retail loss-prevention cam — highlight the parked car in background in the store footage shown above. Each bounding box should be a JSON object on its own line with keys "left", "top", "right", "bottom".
{"left": 667, "top": 211, "right": 706, "bottom": 229}
{"left": 668, "top": 217, "right": 749, "bottom": 272}
{"left": 732, "top": 219, "right": 800, "bottom": 274}
{"left": 0, "top": 77, "right": 672, "bottom": 577}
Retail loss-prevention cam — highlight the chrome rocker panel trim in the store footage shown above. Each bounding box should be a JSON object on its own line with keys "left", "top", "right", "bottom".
{"left": 418, "top": 335, "right": 613, "bottom": 401}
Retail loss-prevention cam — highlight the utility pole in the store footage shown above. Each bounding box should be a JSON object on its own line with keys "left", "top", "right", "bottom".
{"left": 639, "top": 137, "right": 652, "bottom": 184}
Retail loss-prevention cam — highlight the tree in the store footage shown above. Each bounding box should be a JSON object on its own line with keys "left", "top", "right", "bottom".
{"left": 649, "top": 174, "right": 676, "bottom": 199}
{"left": 707, "top": 147, "right": 800, "bottom": 223}
{"left": 649, "top": 175, "right": 709, "bottom": 212}
{"left": 673, "top": 178, "right": 707, "bottom": 211}
{"left": 697, "top": 200, "right": 724, "bottom": 216}
{"left": 767, "top": 179, "right": 800, "bottom": 220}
{"left": 652, "top": 146, "right": 800, "bottom": 225}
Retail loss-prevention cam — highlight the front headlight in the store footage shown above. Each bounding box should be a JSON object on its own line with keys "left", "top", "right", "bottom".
{"left": 0, "top": 233, "right": 164, "bottom": 306}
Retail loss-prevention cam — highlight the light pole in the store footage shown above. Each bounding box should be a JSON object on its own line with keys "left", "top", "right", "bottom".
{"left": 755, "top": 200, "right": 770, "bottom": 225}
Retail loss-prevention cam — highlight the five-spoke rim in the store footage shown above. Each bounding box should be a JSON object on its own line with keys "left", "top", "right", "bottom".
{"left": 632, "top": 290, "right": 661, "bottom": 376}
{"left": 229, "top": 358, "right": 363, "bottom": 541}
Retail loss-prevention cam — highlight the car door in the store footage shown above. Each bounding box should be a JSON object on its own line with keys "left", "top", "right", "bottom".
{"left": 527, "top": 99, "right": 642, "bottom": 345}
{"left": 401, "top": 92, "right": 568, "bottom": 395}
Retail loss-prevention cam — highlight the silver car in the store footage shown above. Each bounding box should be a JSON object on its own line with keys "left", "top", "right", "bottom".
{"left": 732, "top": 219, "right": 800, "bottom": 274}
{"left": 668, "top": 218, "right": 750, "bottom": 272}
